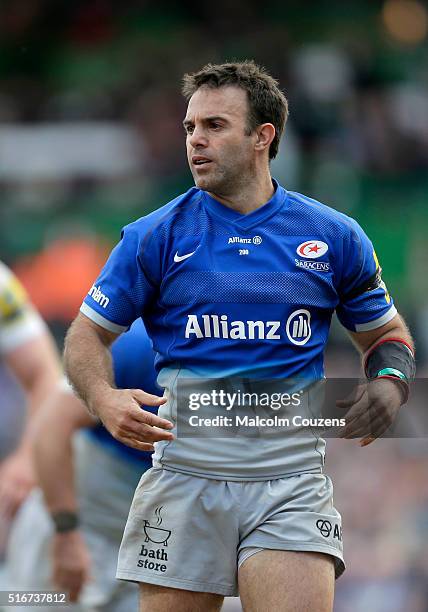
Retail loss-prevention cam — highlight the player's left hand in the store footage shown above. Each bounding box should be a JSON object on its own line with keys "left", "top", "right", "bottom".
{"left": 336, "top": 378, "right": 405, "bottom": 446}
{"left": 0, "top": 447, "right": 35, "bottom": 519}
{"left": 52, "top": 530, "right": 91, "bottom": 602}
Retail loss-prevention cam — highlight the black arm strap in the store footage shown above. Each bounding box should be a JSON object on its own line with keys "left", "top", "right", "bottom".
{"left": 341, "top": 269, "right": 381, "bottom": 303}
{"left": 364, "top": 338, "right": 415, "bottom": 381}
{"left": 364, "top": 338, "right": 415, "bottom": 404}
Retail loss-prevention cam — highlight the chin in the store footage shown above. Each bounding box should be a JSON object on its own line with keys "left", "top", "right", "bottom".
{"left": 192, "top": 169, "right": 227, "bottom": 193}
{"left": 194, "top": 176, "right": 213, "bottom": 191}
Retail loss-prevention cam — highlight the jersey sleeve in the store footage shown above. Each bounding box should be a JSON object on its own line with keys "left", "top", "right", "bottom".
{"left": 80, "top": 225, "right": 157, "bottom": 333}
{"left": 0, "top": 262, "right": 46, "bottom": 355}
{"left": 335, "top": 220, "right": 397, "bottom": 332}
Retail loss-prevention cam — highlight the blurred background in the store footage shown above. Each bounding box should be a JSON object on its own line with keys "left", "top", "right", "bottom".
{"left": 0, "top": 0, "right": 428, "bottom": 610}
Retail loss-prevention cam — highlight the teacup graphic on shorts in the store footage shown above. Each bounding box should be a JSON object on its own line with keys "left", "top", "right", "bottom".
{"left": 143, "top": 506, "right": 171, "bottom": 546}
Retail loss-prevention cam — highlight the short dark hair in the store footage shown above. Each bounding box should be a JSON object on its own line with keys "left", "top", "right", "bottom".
{"left": 182, "top": 60, "right": 289, "bottom": 160}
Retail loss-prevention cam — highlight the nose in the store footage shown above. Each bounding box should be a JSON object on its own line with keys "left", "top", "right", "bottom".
{"left": 188, "top": 125, "right": 208, "bottom": 148}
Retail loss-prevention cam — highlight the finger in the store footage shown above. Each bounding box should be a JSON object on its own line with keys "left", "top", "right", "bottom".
{"left": 68, "top": 581, "right": 82, "bottom": 603}
{"left": 131, "top": 408, "right": 174, "bottom": 430}
{"left": 0, "top": 475, "right": 31, "bottom": 516}
{"left": 360, "top": 402, "right": 394, "bottom": 435}
{"left": 55, "top": 572, "right": 84, "bottom": 602}
{"left": 341, "top": 408, "right": 381, "bottom": 438}
{"left": 337, "top": 397, "right": 370, "bottom": 436}
{"left": 139, "top": 424, "right": 175, "bottom": 443}
{"left": 131, "top": 389, "right": 168, "bottom": 407}
{"left": 343, "top": 415, "right": 385, "bottom": 439}
{"left": 0, "top": 490, "right": 18, "bottom": 519}
{"left": 7, "top": 493, "right": 23, "bottom": 519}
{"left": 70, "top": 576, "right": 85, "bottom": 602}
{"left": 116, "top": 418, "right": 174, "bottom": 443}
{"left": 344, "top": 400, "right": 394, "bottom": 439}
{"left": 115, "top": 435, "right": 155, "bottom": 452}
{"left": 363, "top": 418, "right": 393, "bottom": 442}
{"left": 0, "top": 487, "right": 9, "bottom": 515}
{"left": 360, "top": 436, "right": 376, "bottom": 447}
{"left": 340, "top": 393, "right": 370, "bottom": 426}
{"left": 360, "top": 425, "right": 389, "bottom": 447}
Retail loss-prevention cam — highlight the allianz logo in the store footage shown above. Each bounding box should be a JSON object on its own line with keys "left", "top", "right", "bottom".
{"left": 185, "top": 310, "right": 311, "bottom": 345}
{"left": 88, "top": 284, "right": 110, "bottom": 308}
{"left": 228, "top": 236, "right": 262, "bottom": 245}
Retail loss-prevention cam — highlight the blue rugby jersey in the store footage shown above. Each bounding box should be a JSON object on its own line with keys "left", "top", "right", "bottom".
{"left": 85, "top": 318, "right": 161, "bottom": 467}
{"left": 81, "top": 180, "right": 396, "bottom": 479}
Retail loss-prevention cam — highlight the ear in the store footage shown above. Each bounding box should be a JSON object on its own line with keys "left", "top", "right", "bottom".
{"left": 254, "top": 123, "right": 275, "bottom": 153}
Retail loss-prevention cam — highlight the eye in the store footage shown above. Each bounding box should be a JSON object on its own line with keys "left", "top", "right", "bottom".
{"left": 184, "top": 125, "right": 194, "bottom": 135}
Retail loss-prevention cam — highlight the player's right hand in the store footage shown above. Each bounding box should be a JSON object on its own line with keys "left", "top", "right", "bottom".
{"left": 88, "top": 388, "right": 174, "bottom": 451}
{"left": 52, "top": 530, "right": 91, "bottom": 603}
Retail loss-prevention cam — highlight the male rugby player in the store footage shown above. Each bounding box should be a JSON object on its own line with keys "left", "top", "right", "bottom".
{"left": 0, "top": 261, "right": 60, "bottom": 524}
{"left": 6, "top": 319, "right": 158, "bottom": 612}
{"left": 64, "top": 61, "right": 415, "bottom": 612}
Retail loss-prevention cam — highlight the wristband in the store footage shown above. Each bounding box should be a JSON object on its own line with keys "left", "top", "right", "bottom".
{"left": 364, "top": 338, "right": 415, "bottom": 404}
{"left": 51, "top": 511, "right": 79, "bottom": 533}
{"left": 364, "top": 338, "right": 415, "bottom": 381}
{"left": 376, "top": 367, "right": 407, "bottom": 380}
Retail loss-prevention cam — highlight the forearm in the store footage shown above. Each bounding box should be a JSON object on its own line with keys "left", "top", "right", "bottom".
{"left": 19, "top": 374, "right": 60, "bottom": 456}
{"left": 64, "top": 314, "right": 117, "bottom": 413}
{"left": 64, "top": 315, "right": 171, "bottom": 451}
{"left": 27, "top": 370, "right": 60, "bottom": 423}
{"left": 33, "top": 389, "right": 96, "bottom": 514}
{"left": 350, "top": 314, "right": 414, "bottom": 361}
{"left": 6, "top": 334, "right": 61, "bottom": 456}
{"left": 365, "top": 322, "right": 413, "bottom": 359}
{"left": 34, "top": 424, "right": 77, "bottom": 513}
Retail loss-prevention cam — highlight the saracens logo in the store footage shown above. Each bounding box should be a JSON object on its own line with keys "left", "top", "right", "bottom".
{"left": 296, "top": 240, "right": 328, "bottom": 259}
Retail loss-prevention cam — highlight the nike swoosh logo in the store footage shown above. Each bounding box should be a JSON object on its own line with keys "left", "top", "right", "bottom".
{"left": 174, "top": 250, "right": 196, "bottom": 263}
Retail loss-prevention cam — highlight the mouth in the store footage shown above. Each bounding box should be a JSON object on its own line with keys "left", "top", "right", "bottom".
{"left": 192, "top": 156, "right": 212, "bottom": 168}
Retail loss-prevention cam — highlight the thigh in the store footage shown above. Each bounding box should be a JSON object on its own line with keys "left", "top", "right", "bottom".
{"left": 238, "top": 549, "right": 334, "bottom": 612}
{"left": 97, "top": 581, "right": 138, "bottom": 612}
{"left": 139, "top": 583, "right": 223, "bottom": 612}
{"left": 239, "top": 474, "right": 344, "bottom": 579}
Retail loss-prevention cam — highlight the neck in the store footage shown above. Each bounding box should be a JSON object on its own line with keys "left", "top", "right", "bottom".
{"left": 207, "top": 171, "right": 274, "bottom": 215}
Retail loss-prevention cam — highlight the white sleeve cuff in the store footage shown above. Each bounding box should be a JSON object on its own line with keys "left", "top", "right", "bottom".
{"left": 354, "top": 305, "right": 397, "bottom": 332}
{"left": 80, "top": 303, "right": 128, "bottom": 334}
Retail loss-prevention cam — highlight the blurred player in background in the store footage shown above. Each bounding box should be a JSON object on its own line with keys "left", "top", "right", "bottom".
{"left": 64, "top": 61, "right": 415, "bottom": 611}
{"left": 0, "top": 260, "right": 60, "bottom": 558}
{"left": 5, "top": 319, "right": 157, "bottom": 612}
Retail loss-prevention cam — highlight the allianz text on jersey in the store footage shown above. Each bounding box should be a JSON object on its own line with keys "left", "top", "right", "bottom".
{"left": 185, "top": 310, "right": 312, "bottom": 346}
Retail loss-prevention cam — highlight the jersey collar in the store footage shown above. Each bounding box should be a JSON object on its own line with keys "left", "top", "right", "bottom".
{"left": 201, "top": 179, "right": 287, "bottom": 229}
